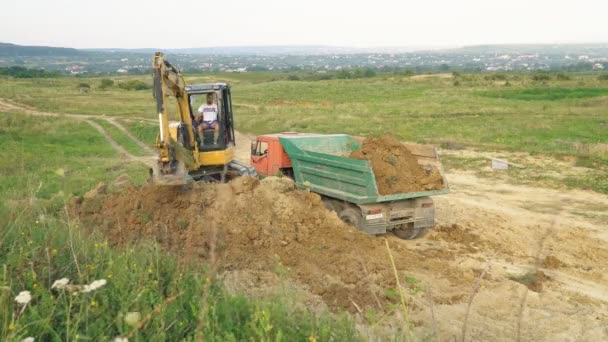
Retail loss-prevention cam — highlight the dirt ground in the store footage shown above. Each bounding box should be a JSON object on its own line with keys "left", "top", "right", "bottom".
{"left": 72, "top": 128, "right": 608, "bottom": 341}
{"left": 350, "top": 134, "right": 444, "bottom": 194}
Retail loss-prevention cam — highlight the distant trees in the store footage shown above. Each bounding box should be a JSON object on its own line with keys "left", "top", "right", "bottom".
{"left": 0, "top": 66, "right": 60, "bottom": 78}
{"left": 335, "top": 68, "right": 376, "bottom": 79}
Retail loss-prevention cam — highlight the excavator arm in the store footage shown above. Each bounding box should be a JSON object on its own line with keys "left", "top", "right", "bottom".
{"left": 151, "top": 52, "right": 196, "bottom": 183}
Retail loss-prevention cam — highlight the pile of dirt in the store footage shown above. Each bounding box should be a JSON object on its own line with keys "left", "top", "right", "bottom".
{"left": 350, "top": 135, "right": 443, "bottom": 195}
{"left": 74, "top": 176, "right": 467, "bottom": 312}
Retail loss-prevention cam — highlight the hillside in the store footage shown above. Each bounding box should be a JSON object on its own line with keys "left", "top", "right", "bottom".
{"left": 0, "top": 42, "right": 82, "bottom": 56}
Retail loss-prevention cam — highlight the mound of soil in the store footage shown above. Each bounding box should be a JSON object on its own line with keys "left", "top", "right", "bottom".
{"left": 75, "top": 176, "right": 465, "bottom": 312}
{"left": 350, "top": 135, "right": 443, "bottom": 195}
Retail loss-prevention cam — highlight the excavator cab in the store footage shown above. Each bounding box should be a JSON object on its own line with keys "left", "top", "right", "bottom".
{"left": 186, "top": 84, "right": 236, "bottom": 151}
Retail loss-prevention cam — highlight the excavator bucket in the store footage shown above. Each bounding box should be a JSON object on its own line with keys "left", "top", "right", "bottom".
{"left": 150, "top": 160, "right": 193, "bottom": 187}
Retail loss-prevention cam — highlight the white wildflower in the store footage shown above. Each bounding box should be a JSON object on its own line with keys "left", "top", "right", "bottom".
{"left": 124, "top": 312, "right": 141, "bottom": 327}
{"left": 51, "top": 278, "right": 70, "bottom": 289}
{"left": 113, "top": 337, "right": 128, "bottom": 342}
{"left": 81, "top": 279, "right": 107, "bottom": 293}
{"left": 15, "top": 291, "right": 32, "bottom": 305}
{"left": 22, "top": 337, "right": 35, "bottom": 342}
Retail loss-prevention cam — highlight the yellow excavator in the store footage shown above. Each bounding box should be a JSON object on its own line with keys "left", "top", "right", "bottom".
{"left": 150, "top": 52, "right": 256, "bottom": 184}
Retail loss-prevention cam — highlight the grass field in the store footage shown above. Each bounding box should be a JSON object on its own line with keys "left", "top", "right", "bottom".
{"left": 1, "top": 73, "right": 606, "bottom": 160}
{"left": 1, "top": 71, "right": 608, "bottom": 339}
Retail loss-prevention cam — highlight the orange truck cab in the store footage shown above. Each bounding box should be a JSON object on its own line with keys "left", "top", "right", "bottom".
{"left": 251, "top": 132, "right": 313, "bottom": 177}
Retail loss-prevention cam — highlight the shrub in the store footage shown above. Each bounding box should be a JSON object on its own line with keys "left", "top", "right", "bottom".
{"left": 99, "top": 78, "right": 114, "bottom": 89}
{"left": 556, "top": 73, "right": 571, "bottom": 81}
{"left": 484, "top": 74, "right": 507, "bottom": 81}
{"left": 77, "top": 83, "right": 91, "bottom": 93}
{"left": 598, "top": 74, "right": 608, "bottom": 81}
{"left": 532, "top": 73, "right": 551, "bottom": 81}
{"left": 118, "top": 80, "right": 151, "bottom": 91}
{"left": 286, "top": 74, "right": 300, "bottom": 81}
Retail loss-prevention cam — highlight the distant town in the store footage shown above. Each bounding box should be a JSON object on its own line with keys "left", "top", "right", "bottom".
{"left": 1, "top": 42, "right": 607, "bottom": 76}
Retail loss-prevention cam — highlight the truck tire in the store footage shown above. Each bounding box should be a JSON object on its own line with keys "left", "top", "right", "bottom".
{"left": 393, "top": 223, "right": 423, "bottom": 240}
{"left": 338, "top": 207, "right": 363, "bottom": 231}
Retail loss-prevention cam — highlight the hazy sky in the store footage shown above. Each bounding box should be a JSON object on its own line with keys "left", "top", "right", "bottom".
{"left": 1, "top": 0, "right": 606, "bottom": 48}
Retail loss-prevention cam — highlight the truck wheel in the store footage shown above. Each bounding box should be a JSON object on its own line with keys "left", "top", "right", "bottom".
{"left": 338, "top": 208, "right": 363, "bottom": 231}
{"left": 393, "top": 223, "right": 420, "bottom": 240}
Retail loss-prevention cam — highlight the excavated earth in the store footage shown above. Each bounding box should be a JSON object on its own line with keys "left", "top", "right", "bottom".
{"left": 74, "top": 176, "right": 476, "bottom": 312}
{"left": 350, "top": 134, "right": 443, "bottom": 195}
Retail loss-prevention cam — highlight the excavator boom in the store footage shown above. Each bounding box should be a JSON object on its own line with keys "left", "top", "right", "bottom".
{"left": 150, "top": 52, "right": 194, "bottom": 185}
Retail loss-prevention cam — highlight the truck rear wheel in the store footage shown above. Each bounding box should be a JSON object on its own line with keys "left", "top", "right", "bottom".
{"left": 338, "top": 208, "right": 363, "bottom": 231}
{"left": 393, "top": 223, "right": 429, "bottom": 240}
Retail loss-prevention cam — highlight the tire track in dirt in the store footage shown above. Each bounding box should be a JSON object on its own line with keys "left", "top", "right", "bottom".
{"left": 105, "top": 117, "right": 156, "bottom": 155}
{"left": 0, "top": 98, "right": 156, "bottom": 166}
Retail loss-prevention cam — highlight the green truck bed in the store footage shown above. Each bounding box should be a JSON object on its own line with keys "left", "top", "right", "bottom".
{"left": 279, "top": 134, "right": 449, "bottom": 204}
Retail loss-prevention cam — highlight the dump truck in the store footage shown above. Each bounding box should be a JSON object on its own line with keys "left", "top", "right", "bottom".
{"left": 251, "top": 133, "right": 449, "bottom": 239}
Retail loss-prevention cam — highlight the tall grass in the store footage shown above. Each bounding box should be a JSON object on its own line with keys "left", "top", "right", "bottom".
{"left": 1, "top": 204, "right": 357, "bottom": 340}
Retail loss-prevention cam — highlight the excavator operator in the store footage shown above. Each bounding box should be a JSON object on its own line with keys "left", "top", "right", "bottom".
{"left": 195, "top": 93, "right": 219, "bottom": 145}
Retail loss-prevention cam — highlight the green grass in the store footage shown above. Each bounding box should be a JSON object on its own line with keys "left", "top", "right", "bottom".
{"left": 481, "top": 87, "right": 608, "bottom": 100}
{"left": 0, "top": 113, "right": 148, "bottom": 201}
{"left": 92, "top": 119, "right": 148, "bottom": 156}
{"left": 120, "top": 120, "right": 158, "bottom": 147}
{"left": 0, "top": 112, "right": 357, "bottom": 340}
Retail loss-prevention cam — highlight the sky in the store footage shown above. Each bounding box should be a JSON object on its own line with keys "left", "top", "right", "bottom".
{"left": 1, "top": 0, "right": 606, "bottom": 49}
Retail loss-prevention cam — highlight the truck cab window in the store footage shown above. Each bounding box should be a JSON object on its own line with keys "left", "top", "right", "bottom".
{"left": 256, "top": 142, "right": 268, "bottom": 156}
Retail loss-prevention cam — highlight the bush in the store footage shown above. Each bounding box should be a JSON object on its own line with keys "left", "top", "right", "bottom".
{"left": 532, "top": 73, "right": 551, "bottom": 81}
{"left": 118, "top": 80, "right": 151, "bottom": 91}
{"left": 286, "top": 74, "right": 300, "bottom": 81}
{"left": 99, "top": 78, "right": 114, "bottom": 89}
{"left": 484, "top": 73, "right": 507, "bottom": 81}
{"left": 598, "top": 74, "right": 608, "bottom": 81}
{"left": 77, "top": 83, "right": 91, "bottom": 93}
{"left": 556, "top": 73, "right": 571, "bottom": 81}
